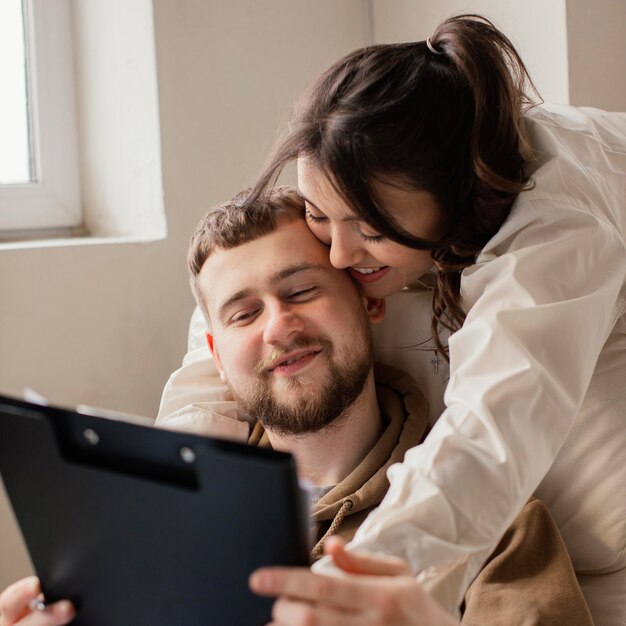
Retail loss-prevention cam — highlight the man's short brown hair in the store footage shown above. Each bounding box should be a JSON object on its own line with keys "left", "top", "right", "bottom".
{"left": 188, "top": 186, "right": 305, "bottom": 323}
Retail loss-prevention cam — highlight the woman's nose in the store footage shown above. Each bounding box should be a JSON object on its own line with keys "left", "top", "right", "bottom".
{"left": 328, "top": 228, "right": 364, "bottom": 269}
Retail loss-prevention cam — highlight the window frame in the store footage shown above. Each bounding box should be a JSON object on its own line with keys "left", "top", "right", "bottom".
{"left": 0, "top": 0, "right": 81, "bottom": 232}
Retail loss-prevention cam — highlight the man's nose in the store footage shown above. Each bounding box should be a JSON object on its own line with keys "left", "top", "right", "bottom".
{"left": 328, "top": 227, "right": 364, "bottom": 269}
{"left": 262, "top": 303, "right": 304, "bottom": 346}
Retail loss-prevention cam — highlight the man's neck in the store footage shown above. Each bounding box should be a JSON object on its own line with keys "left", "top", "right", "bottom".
{"left": 265, "top": 371, "right": 382, "bottom": 486}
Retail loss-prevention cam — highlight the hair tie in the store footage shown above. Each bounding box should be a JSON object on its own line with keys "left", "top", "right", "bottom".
{"left": 426, "top": 37, "right": 442, "bottom": 55}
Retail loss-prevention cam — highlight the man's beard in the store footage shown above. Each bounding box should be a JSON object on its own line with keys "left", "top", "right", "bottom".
{"left": 230, "top": 334, "right": 373, "bottom": 436}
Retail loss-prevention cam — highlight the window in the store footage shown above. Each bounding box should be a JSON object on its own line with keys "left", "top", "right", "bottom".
{"left": 0, "top": 0, "right": 81, "bottom": 233}
{"left": 0, "top": 0, "right": 30, "bottom": 185}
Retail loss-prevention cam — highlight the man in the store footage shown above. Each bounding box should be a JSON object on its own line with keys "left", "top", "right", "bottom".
{"left": 188, "top": 187, "right": 429, "bottom": 559}
{"left": 0, "top": 187, "right": 591, "bottom": 626}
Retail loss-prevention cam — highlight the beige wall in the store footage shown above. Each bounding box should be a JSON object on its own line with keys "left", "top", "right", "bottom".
{"left": 0, "top": 0, "right": 367, "bottom": 590}
{"left": 1, "top": 0, "right": 624, "bottom": 591}
{"left": 371, "top": 0, "right": 626, "bottom": 110}
{"left": 567, "top": 0, "right": 626, "bottom": 110}
{"left": 371, "top": 0, "right": 570, "bottom": 103}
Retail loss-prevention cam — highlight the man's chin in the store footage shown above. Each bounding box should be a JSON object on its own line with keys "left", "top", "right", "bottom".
{"left": 269, "top": 371, "right": 322, "bottom": 393}
{"left": 270, "top": 384, "right": 319, "bottom": 412}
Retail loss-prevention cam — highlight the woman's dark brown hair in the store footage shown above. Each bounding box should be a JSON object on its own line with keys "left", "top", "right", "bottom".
{"left": 247, "top": 14, "right": 539, "bottom": 358}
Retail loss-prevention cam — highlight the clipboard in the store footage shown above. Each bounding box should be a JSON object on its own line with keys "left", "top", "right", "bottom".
{"left": 0, "top": 394, "right": 310, "bottom": 626}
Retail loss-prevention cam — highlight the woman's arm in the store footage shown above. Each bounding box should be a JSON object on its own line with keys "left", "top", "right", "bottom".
{"left": 348, "top": 198, "right": 625, "bottom": 612}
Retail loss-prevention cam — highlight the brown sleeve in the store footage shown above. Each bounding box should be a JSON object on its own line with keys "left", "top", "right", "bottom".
{"left": 462, "top": 499, "right": 593, "bottom": 626}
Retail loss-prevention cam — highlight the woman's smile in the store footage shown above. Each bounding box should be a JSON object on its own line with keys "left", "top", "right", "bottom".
{"left": 348, "top": 266, "right": 391, "bottom": 283}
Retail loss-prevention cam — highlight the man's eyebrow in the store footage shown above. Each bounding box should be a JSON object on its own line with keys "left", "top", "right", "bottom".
{"left": 269, "top": 262, "right": 326, "bottom": 284}
{"left": 217, "top": 263, "right": 326, "bottom": 321}
{"left": 217, "top": 288, "right": 253, "bottom": 321}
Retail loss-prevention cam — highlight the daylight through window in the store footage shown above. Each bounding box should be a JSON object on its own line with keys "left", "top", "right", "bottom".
{"left": 0, "top": 0, "right": 32, "bottom": 185}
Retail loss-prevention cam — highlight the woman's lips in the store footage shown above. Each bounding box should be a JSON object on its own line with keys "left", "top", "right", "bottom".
{"left": 348, "top": 266, "right": 391, "bottom": 283}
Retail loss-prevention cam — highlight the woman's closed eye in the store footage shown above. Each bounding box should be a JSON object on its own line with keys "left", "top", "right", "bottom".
{"left": 307, "top": 207, "right": 383, "bottom": 243}
{"left": 358, "top": 230, "right": 384, "bottom": 243}
{"left": 305, "top": 209, "right": 328, "bottom": 224}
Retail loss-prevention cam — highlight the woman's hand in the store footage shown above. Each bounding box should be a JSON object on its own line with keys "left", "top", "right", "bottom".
{"left": 249, "top": 537, "right": 459, "bottom": 626}
{"left": 0, "top": 578, "right": 74, "bottom": 626}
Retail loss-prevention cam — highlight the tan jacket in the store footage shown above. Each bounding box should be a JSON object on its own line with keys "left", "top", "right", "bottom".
{"left": 250, "top": 363, "right": 593, "bottom": 625}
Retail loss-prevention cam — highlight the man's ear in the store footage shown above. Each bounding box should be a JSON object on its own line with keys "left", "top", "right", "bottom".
{"left": 206, "top": 333, "right": 228, "bottom": 383}
{"left": 363, "top": 297, "right": 386, "bottom": 324}
{"left": 206, "top": 332, "right": 215, "bottom": 354}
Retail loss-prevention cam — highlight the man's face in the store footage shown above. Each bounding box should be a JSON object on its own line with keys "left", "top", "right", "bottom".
{"left": 199, "top": 219, "right": 382, "bottom": 435}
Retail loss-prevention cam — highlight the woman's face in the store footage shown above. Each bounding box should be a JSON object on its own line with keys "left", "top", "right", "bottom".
{"left": 297, "top": 158, "right": 445, "bottom": 298}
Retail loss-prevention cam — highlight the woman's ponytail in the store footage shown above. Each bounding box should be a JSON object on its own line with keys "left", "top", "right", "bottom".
{"left": 248, "top": 14, "right": 541, "bottom": 358}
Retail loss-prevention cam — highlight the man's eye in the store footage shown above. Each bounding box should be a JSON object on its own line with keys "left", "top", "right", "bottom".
{"left": 230, "top": 309, "right": 259, "bottom": 325}
{"left": 288, "top": 287, "right": 317, "bottom": 300}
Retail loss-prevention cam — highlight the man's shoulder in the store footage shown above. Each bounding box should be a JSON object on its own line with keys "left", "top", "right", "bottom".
{"left": 463, "top": 497, "right": 593, "bottom": 626}
{"left": 373, "top": 362, "right": 426, "bottom": 398}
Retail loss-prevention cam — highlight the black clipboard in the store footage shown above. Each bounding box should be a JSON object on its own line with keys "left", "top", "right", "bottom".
{"left": 0, "top": 394, "right": 310, "bottom": 626}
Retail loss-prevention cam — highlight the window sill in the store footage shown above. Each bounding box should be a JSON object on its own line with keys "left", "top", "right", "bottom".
{"left": 0, "top": 227, "right": 166, "bottom": 251}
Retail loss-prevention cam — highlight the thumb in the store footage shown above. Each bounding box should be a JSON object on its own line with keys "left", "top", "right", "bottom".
{"left": 324, "top": 536, "right": 412, "bottom": 577}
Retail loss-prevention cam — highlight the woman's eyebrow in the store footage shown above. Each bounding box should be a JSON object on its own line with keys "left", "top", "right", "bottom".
{"left": 298, "top": 192, "right": 321, "bottom": 211}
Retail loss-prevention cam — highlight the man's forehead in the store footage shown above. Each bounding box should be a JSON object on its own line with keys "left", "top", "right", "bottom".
{"left": 201, "top": 221, "right": 340, "bottom": 313}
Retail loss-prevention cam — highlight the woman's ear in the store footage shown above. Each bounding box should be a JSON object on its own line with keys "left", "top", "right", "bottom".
{"left": 206, "top": 333, "right": 228, "bottom": 383}
{"left": 363, "top": 297, "right": 386, "bottom": 324}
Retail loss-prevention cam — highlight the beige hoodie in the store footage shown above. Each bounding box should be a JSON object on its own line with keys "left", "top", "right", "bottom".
{"left": 250, "top": 363, "right": 593, "bottom": 625}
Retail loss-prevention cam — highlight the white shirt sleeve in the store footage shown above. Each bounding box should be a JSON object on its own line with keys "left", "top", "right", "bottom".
{"left": 156, "top": 306, "right": 251, "bottom": 441}
{"left": 345, "top": 197, "right": 626, "bottom": 613}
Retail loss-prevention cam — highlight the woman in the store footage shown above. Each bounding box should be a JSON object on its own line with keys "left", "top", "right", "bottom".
{"left": 234, "top": 14, "right": 626, "bottom": 624}
{"left": 159, "top": 12, "right": 624, "bottom": 624}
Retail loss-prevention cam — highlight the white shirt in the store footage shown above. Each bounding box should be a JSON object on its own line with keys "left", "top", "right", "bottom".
{"left": 157, "top": 104, "right": 626, "bottom": 616}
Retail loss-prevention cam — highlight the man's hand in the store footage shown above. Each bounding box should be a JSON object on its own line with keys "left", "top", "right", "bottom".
{"left": 249, "top": 537, "right": 459, "bottom": 626}
{"left": 0, "top": 578, "right": 74, "bottom": 626}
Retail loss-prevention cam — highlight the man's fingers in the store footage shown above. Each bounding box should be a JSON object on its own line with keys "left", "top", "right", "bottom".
{"left": 19, "top": 600, "right": 76, "bottom": 626}
{"left": 7, "top": 601, "right": 74, "bottom": 626}
{"left": 0, "top": 577, "right": 40, "bottom": 624}
{"left": 0, "top": 578, "right": 74, "bottom": 626}
{"left": 325, "top": 536, "right": 412, "bottom": 577}
{"left": 250, "top": 567, "right": 373, "bottom": 611}
{"left": 5, "top": 600, "right": 75, "bottom": 626}
{"left": 271, "top": 595, "right": 361, "bottom": 626}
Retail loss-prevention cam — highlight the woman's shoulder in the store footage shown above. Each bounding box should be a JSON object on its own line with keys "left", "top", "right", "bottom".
{"left": 524, "top": 104, "right": 625, "bottom": 179}
{"left": 480, "top": 103, "right": 626, "bottom": 253}
{"left": 524, "top": 103, "right": 626, "bottom": 146}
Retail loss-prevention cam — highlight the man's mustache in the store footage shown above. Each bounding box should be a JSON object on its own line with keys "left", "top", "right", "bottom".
{"left": 253, "top": 336, "right": 332, "bottom": 378}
